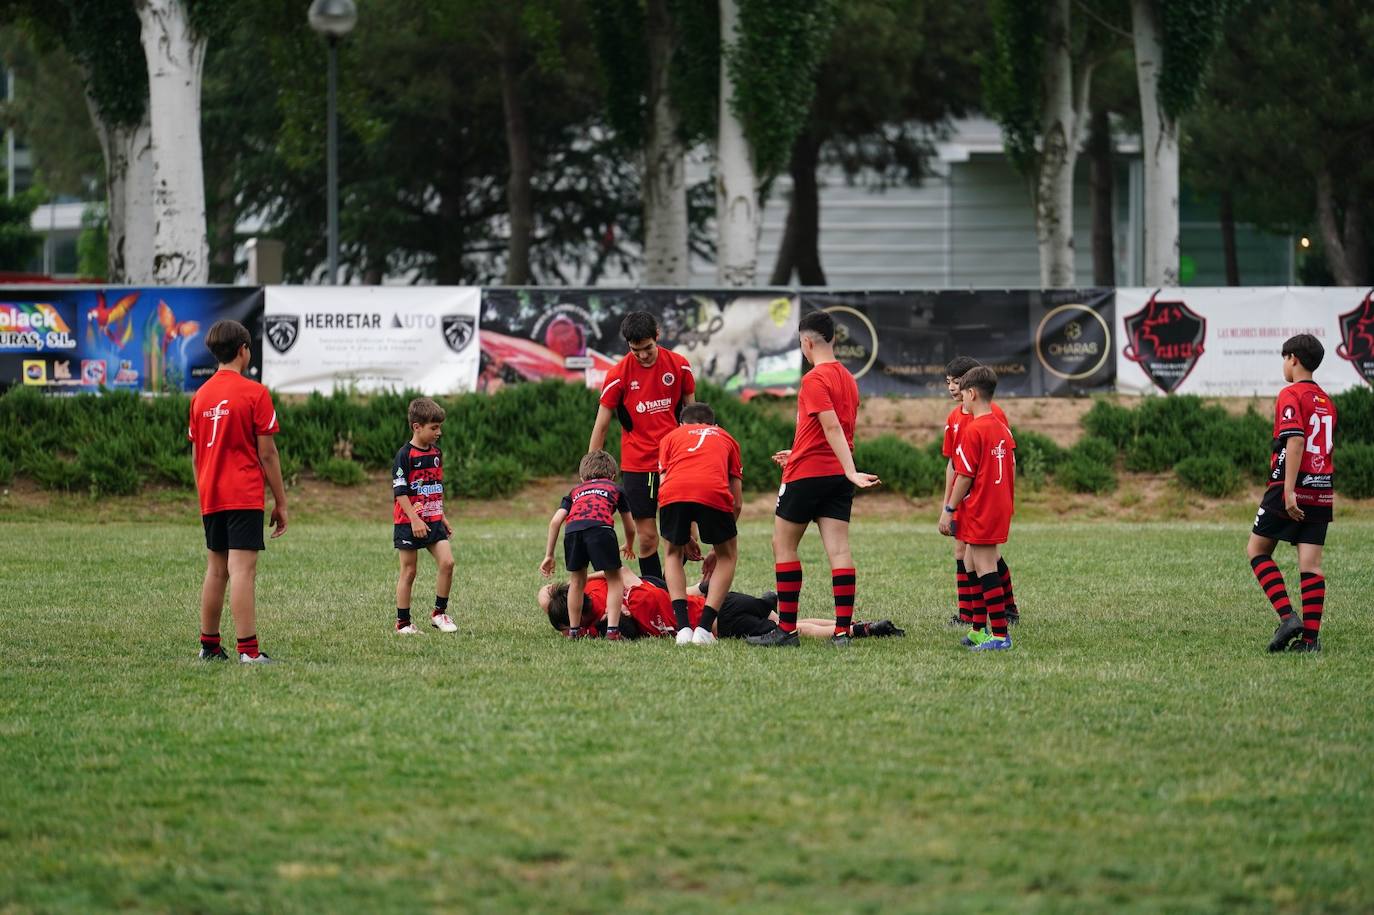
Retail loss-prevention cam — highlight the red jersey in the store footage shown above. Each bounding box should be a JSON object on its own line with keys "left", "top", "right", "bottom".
{"left": 188, "top": 369, "right": 279, "bottom": 516}
{"left": 582, "top": 578, "right": 702, "bottom": 636}
{"left": 392, "top": 443, "right": 445, "bottom": 523}
{"left": 784, "top": 361, "right": 859, "bottom": 483}
{"left": 657, "top": 424, "right": 743, "bottom": 513}
{"left": 598, "top": 348, "right": 696, "bottom": 472}
{"left": 952, "top": 412, "right": 1016, "bottom": 545}
{"left": 1268, "top": 380, "right": 1336, "bottom": 518}
{"left": 943, "top": 402, "right": 1009, "bottom": 458}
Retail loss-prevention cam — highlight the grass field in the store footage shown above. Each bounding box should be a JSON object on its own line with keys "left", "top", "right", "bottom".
{"left": 2, "top": 513, "right": 1373, "bottom": 913}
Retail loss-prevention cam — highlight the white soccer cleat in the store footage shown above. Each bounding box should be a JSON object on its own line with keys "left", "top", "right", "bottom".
{"left": 431, "top": 613, "right": 458, "bottom": 633}
{"left": 691, "top": 626, "right": 716, "bottom": 645}
{"left": 675, "top": 627, "right": 694, "bottom": 645}
{"left": 396, "top": 622, "right": 420, "bottom": 634}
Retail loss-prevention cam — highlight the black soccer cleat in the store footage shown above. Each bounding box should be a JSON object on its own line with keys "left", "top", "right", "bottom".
{"left": 1005, "top": 607, "right": 1020, "bottom": 626}
{"left": 747, "top": 627, "right": 799, "bottom": 648}
{"left": 1267, "top": 615, "right": 1304, "bottom": 653}
{"left": 864, "top": 620, "right": 905, "bottom": 638}
{"left": 198, "top": 646, "right": 229, "bottom": 661}
{"left": 945, "top": 614, "right": 965, "bottom": 629}
{"left": 829, "top": 633, "right": 851, "bottom": 648}
{"left": 1287, "top": 638, "right": 1322, "bottom": 653}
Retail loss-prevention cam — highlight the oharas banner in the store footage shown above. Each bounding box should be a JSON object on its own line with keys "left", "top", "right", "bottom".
{"left": 1115, "top": 287, "right": 1373, "bottom": 396}
{"left": 0, "top": 286, "right": 263, "bottom": 393}
{"left": 262, "top": 286, "right": 481, "bottom": 394}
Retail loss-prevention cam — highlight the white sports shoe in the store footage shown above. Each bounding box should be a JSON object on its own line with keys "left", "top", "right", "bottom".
{"left": 675, "top": 627, "right": 694, "bottom": 645}
{"left": 239, "top": 653, "right": 276, "bottom": 664}
{"left": 396, "top": 622, "right": 420, "bottom": 634}
{"left": 691, "top": 626, "right": 716, "bottom": 645}
{"left": 431, "top": 613, "right": 458, "bottom": 633}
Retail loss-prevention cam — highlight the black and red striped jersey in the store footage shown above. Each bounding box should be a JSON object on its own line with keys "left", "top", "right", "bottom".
{"left": 560, "top": 478, "right": 629, "bottom": 532}
{"left": 392, "top": 442, "right": 445, "bottom": 522}
{"left": 1268, "top": 380, "right": 1337, "bottom": 518}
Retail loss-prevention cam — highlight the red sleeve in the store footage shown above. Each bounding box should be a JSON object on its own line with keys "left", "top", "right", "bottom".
{"left": 941, "top": 409, "right": 957, "bottom": 459}
{"left": 799, "top": 370, "right": 834, "bottom": 417}
{"left": 728, "top": 435, "right": 743, "bottom": 480}
{"left": 599, "top": 361, "right": 625, "bottom": 408}
{"left": 954, "top": 424, "right": 982, "bottom": 478}
{"left": 187, "top": 401, "right": 195, "bottom": 442}
{"left": 658, "top": 432, "right": 672, "bottom": 473}
{"left": 1275, "top": 389, "right": 1304, "bottom": 438}
{"left": 679, "top": 353, "right": 695, "bottom": 397}
{"left": 253, "top": 390, "right": 280, "bottom": 436}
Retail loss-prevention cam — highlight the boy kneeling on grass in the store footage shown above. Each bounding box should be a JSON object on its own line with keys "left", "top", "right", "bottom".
{"left": 392, "top": 396, "right": 457, "bottom": 634}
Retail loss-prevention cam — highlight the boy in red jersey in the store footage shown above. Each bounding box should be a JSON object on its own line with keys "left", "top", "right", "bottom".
{"left": 392, "top": 397, "right": 457, "bottom": 634}
{"left": 938, "top": 366, "right": 1016, "bottom": 651}
{"left": 657, "top": 401, "right": 744, "bottom": 645}
{"left": 1247, "top": 334, "right": 1337, "bottom": 653}
{"left": 539, "top": 450, "right": 637, "bottom": 639}
{"left": 187, "top": 320, "right": 287, "bottom": 664}
{"left": 941, "top": 357, "right": 1018, "bottom": 628}
{"left": 588, "top": 311, "right": 695, "bottom": 583}
{"left": 749, "top": 310, "right": 880, "bottom": 648}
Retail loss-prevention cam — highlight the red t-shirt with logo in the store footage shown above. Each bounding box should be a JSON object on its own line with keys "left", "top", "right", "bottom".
{"left": 188, "top": 369, "right": 280, "bottom": 516}
{"left": 581, "top": 578, "right": 702, "bottom": 636}
{"left": 1268, "top": 380, "right": 1337, "bottom": 519}
{"left": 657, "top": 424, "right": 743, "bottom": 512}
{"left": 784, "top": 361, "right": 860, "bottom": 483}
{"left": 943, "top": 402, "right": 1009, "bottom": 458}
{"left": 598, "top": 348, "right": 696, "bottom": 472}
{"left": 952, "top": 412, "right": 1016, "bottom": 545}
{"left": 392, "top": 443, "right": 445, "bottom": 523}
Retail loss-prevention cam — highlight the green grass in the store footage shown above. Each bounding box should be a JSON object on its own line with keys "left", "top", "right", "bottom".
{"left": 2, "top": 517, "right": 1373, "bottom": 913}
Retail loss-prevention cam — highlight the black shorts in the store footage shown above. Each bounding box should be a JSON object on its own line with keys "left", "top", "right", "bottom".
{"left": 775, "top": 474, "right": 854, "bottom": 524}
{"left": 659, "top": 501, "right": 738, "bottom": 546}
{"left": 565, "top": 526, "right": 622, "bottom": 573}
{"left": 621, "top": 471, "right": 659, "bottom": 519}
{"left": 203, "top": 510, "right": 265, "bottom": 552}
{"left": 1253, "top": 489, "right": 1328, "bottom": 546}
{"left": 394, "top": 516, "right": 449, "bottom": 551}
{"left": 716, "top": 591, "right": 778, "bottom": 638}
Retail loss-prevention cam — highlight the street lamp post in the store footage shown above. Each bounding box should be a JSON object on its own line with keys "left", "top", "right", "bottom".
{"left": 308, "top": 0, "right": 357, "bottom": 285}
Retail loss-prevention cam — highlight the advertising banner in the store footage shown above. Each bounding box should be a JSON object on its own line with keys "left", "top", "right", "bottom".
{"left": 0, "top": 286, "right": 263, "bottom": 393}
{"left": 801, "top": 289, "right": 1113, "bottom": 397}
{"left": 1115, "top": 287, "right": 1372, "bottom": 396}
{"left": 263, "top": 286, "right": 481, "bottom": 394}
{"left": 478, "top": 288, "right": 801, "bottom": 394}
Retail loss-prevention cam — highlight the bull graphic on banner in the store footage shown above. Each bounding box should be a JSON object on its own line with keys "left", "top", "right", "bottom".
{"left": 1337, "top": 289, "right": 1374, "bottom": 386}
{"left": 1122, "top": 291, "right": 1207, "bottom": 394}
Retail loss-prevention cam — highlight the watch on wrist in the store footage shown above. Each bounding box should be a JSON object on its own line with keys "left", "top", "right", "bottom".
{"left": 944, "top": 504, "right": 955, "bottom": 513}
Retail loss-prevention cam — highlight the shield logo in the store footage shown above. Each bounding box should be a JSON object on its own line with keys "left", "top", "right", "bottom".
{"left": 1122, "top": 292, "right": 1207, "bottom": 393}
{"left": 265, "top": 315, "right": 300, "bottom": 354}
{"left": 1337, "top": 289, "right": 1374, "bottom": 386}
{"left": 442, "top": 315, "right": 476, "bottom": 354}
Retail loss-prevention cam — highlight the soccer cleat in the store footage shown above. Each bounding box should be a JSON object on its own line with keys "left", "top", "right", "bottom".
{"left": 1005, "top": 608, "right": 1020, "bottom": 626}
{"left": 691, "top": 626, "right": 716, "bottom": 645}
{"left": 945, "top": 614, "right": 966, "bottom": 629}
{"left": 969, "top": 635, "right": 1012, "bottom": 652}
{"left": 199, "top": 646, "right": 229, "bottom": 661}
{"left": 239, "top": 652, "right": 276, "bottom": 664}
{"left": 1288, "top": 638, "right": 1321, "bottom": 653}
{"left": 431, "top": 613, "right": 458, "bottom": 633}
{"left": 675, "top": 627, "right": 695, "bottom": 645}
{"left": 746, "top": 627, "right": 800, "bottom": 648}
{"left": 605, "top": 629, "right": 624, "bottom": 642}
{"left": 395, "top": 621, "right": 420, "bottom": 634}
{"left": 1267, "top": 615, "right": 1304, "bottom": 653}
{"left": 861, "top": 620, "right": 905, "bottom": 638}
{"left": 829, "top": 633, "right": 851, "bottom": 647}
{"left": 564, "top": 627, "right": 586, "bottom": 639}
{"left": 961, "top": 628, "right": 992, "bottom": 647}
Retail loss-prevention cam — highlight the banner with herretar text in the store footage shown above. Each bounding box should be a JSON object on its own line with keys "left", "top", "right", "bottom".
{"left": 262, "top": 286, "right": 481, "bottom": 394}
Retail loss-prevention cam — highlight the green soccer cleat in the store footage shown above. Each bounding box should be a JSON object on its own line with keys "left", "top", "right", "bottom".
{"left": 961, "top": 628, "right": 992, "bottom": 647}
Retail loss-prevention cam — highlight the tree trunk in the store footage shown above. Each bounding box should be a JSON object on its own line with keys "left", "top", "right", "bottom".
{"left": 1034, "top": 0, "right": 1080, "bottom": 288}
{"left": 1132, "top": 0, "right": 1181, "bottom": 286}
{"left": 1087, "top": 106, "right": 1115, "bottom": 286}
{"left": 642, "top": 0, "right": 689, "bottom": 286}
{"left": 499, "top": 34, "right": 534, "bottom": 286}
{"left": 1219, "top": 189, "right": 1240, "bottom": 286}
{"left": 716, "top": 0, "right": 760, "bottom": 287}
{"left": 770, "top": 128, "right": 824, "bottom": 285}
{"left": 136, "top": 0, "right": 209, "bottom": 285}
{"left": 1315, "top": 170, "right": 1368, "bottom": 286}
{"left": 84, "top": 90, "right": 155, "bottom": 284}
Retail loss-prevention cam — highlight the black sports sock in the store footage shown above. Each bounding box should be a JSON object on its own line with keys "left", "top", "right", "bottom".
{"left": 434, "top": 595, "right": 449, "bottom": 612}
{"left": 671, "top": 598, "right": 690, "bottom": 631}
{"left": 200, "top": 632, "right": 220, "bottom": 652}
{"left": 698, "top": 605, "right": 718, "bottom": 633}
{"left": 639, "top": 552, "right": 663, "bottom": 580}
{"left": 397, "top": 607, "right": 411, "bottom": 624}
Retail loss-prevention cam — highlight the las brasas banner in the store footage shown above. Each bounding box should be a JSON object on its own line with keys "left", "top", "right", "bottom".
{"left": 0, "top": 287, "right": 263, "bottom": 393}
{"left": 1115, "top": 288, "right": 1373, "bottom": 396}
{"left": 262, "top": 287, "right": 481, "bottom": 394}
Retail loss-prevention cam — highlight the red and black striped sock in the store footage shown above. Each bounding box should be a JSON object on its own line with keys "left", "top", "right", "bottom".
{"left": 970, "top": 585, "right": 987, "bottom": 632}
{"left": 1250, "top": 555, "right": 1293, "bottom": 620}
{"left": 200, "top": 632, "right": 220, "bottom": 652}
{"left": 956, "top": 560, "right": 974, "bottom": 623}
{"left": 236, "top": 635, "right": 259, "bottom": 659}
{"left": 832, "top": 567, "right": 856, "bottom": 636}
{"left": 980, "top": 573, "right": 1008, "bottom": 639}
{"left": 997, "top": 557, "right": 1017, "bottom": 611}
{"left": 1300, "top": 572, "right": 1325, "bottom": 643}
{"left": 775, "top": 561, "right": 802, "bottom": 633}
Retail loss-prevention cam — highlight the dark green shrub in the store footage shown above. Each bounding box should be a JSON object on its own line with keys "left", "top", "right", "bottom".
{"left": 316, "top": 457, "right": 367, "bottom": 487}
{"left": 1081, "top": 399, "right": 1135, "bottom": 448}
{"left": 1012, "top": 430, "right": 1061, "bottom": 491}
{"left": 0, "top": 454, "right": 12, "bottom": 485}
{"left": 1057, "top": 452, "right": 1117, "bottom": 494}
{"left": 852, "top": 435, "right": 943, "bottom": 497}
{"left": 1174, "top": 455, "right": 1243, "bottom": 498}
{"left": 149, "top": 452, "right": 196, "bottom": 488}
{"left": 76, "top": 441, "right": 142, "bottom": 496}
{"left": 1124, "top": 434, "right": 1174, "bottom": 472}
{"left": 1071, "top": 436, "right": 1118, "bottom": 466}
{"left": 453, "top": 455, "right": 526, "bottom": 500}
{"left": 1334, "top": 385, "right": 1374, "bottom": 447}
{"left": 1338, "top": 443, "right": 1374, "bottom": 499}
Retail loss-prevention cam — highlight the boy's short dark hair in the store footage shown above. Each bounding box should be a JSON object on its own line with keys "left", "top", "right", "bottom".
{"left": 960, "top": 365, "right": 998, "bottom": 401}
{"left": 408, "top": 397, "right": 446, "bottom": 426}
{"left": 945, "top": 356, "right": 981, "bottom": 380}
{"left": 680, "top": 402, "right": 716, "bottom": 425}
{"left": 545, "top": 582, "right": 571, "bottom": 629}
{"left": 620, "top": 311, "right": 658, "bottom": 344}
{"left": 1282, "top": 334, "right": 1324, "bottom": 372}
{"left": 205, "top": 320, "right": 251, "bottom": 365}
{"left": 799, "top": 310, "right": 835, "bottom": 343}
{"left": 579, "top": 449, "right": 618, "bottom": 481}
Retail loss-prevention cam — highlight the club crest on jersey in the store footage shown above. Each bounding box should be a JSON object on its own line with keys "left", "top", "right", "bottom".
{"left": 1282, "top": 405, "right": 1295, "bottom": 421}
{"left": 442, "top": 315, "right": 476, "bottom": 354}
{"left": 662, "top": 371, "right": 675, "bottom": 386}
{"left": 1122, "top": 291, "right": 1206, "bottom": 394}
{"left": 265, "top": 314, "right": 300, "bottom": 354}
{"left": 1336, "top": 289, "right": 1374, "bottom": 386}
